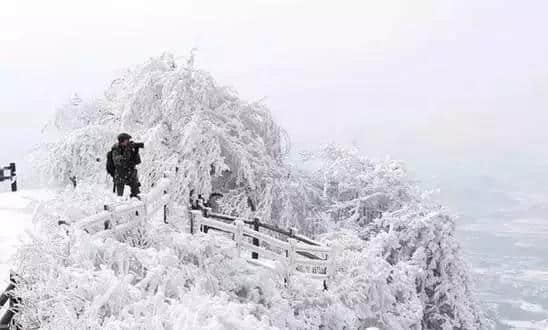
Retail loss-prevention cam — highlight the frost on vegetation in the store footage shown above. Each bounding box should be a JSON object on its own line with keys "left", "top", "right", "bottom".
{"left": 18, "top": 54, "right": 490, "bottom": 329}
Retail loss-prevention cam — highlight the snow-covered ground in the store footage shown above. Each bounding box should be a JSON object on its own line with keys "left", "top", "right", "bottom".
{"left": 0, "top": 189, "right": 53, "bottom": 288}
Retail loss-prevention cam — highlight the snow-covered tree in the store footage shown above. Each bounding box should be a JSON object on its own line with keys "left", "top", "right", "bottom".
{"left": 274, "top": 144, "right": 488, "bottom": 328}
{"left": 32, "top": 53, "right": 288, "bottom": 218}
{"left": 17, "top": 54, "right": 490, "bottom": 329}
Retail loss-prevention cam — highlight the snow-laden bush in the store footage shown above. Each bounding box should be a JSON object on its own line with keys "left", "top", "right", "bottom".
{"left": 12, "top": 182, "right": 487, "bottom": 329}
{"left": 12, "top": 184, "right": 486, "bottom": 329}
{"left": 275, "top": 145, "right": 488, "bottom": 329}
{"left": 13, "top": 195, "right": 288, "bottom": 329}
{"left": 17, "top": 54, "right": 490, "bottom": 329}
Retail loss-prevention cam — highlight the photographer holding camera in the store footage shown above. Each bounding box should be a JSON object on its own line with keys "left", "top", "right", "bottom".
{"left": 108, "top": 133, "right": 143, "bottom": 198}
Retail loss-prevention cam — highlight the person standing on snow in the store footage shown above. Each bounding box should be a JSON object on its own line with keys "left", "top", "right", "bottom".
{"left": 109, "top": 133, "right": 142, "bottom": 198}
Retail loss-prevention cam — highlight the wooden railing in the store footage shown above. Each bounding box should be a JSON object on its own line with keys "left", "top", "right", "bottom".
{"left": 190, "top": 207, "right": 333, "bottom": 289}
{"left": 0, "top": 273, "right": 20, "bottom": 329}
{"left": 67, "top": 174, "right": 332, "bottom": 288}
{"left": 74, "top": 175, "right": 172, "bottom": 234}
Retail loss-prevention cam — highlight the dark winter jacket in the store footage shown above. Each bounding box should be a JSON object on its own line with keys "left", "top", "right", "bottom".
{"left": 111, "top": 143, "right": 141, "bottom": 182}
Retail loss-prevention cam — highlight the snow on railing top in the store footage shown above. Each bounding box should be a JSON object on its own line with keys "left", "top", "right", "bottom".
{"left": 190, "top": 206, "right": 334, "bottom": 289}
{"left": 66, "top": 172, "right": 332, "bottom": 288}
{"left": 74, "top": 175, "right": 172, "bottom": 234}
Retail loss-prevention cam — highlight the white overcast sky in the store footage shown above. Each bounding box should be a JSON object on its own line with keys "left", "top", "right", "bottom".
{"left": 1, "top": 0, "right": 547, "bottom": 175}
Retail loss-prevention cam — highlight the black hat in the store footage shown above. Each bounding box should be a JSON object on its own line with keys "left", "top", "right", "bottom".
{"left": 117, "top": 133, "right": 132, "bottom": 142}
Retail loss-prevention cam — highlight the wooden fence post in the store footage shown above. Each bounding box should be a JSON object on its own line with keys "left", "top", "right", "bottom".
{"left": 203, "top": 207, "right": 212, "bottom": 233}
{"left": 190, "top": 210, "right": 203, "bottom": 234}
{"left": 251, "top": 218, "right": 260, "bottom": 259}
{"left": 163, "top": 172, "right": 169, "bottom": 224}
{"left": 163, "top": 201, "right": 168, "bottom": 224}
{"left": 235, "top": 220, "right": 244, "bottom": 258}
{"left": 324, "top": 246, "right": 335, "bottom": 291}
{"left": 9, "top": 163, "right": 16, "bottom": 192}
{"left": 289, "top": 227, "right": 298, "bottom": 238}
{"left": 286, "top": 238, "right": 297, "bottom": 285}
{"left": 103, "top": 205, "right": 111, "bottom": 230}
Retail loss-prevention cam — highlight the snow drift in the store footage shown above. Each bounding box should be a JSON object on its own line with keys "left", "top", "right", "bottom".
{"left": 13, "top": 54, "right": 489, "bottom": 329}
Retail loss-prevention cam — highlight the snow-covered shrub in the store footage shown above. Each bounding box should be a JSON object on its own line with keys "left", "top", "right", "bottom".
{"left": 295, "top": 144, "right": 487, "bottom": 329}
{"left": 11, "top": 187, "right": 307, "bottom": 329}
{"left": 269, "top": 165, "right": 327, "bottom": 235}
{"left": 29, "top": 125, "right": 115, "bottom": 186}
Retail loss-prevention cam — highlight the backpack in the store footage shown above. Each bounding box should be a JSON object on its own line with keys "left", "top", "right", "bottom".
{"left": 106, "top": 150, "right": 115, "bottom": 177}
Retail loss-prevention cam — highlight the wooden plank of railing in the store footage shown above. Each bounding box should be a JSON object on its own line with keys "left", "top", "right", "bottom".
{"left": 208, "top": 211, "right": 296, "bottom": 239}
{"left": 296, "top": 251, "right": 323, "bottom": 260}
{"left": 200, "top": 217, "right": 236, "bottom": 234}
{"left": 207, "top": 211, "right": 322, "bottom": 247}
{"left": 293, "top": 234, "right": 322, "bottom": 246}
{"left": 112, "top": 202, "right": 143, "bottom": 217}
{"left": 295, "top": 257, "right": 329, "bottom": 267}
{"left": 207, "top": 212, "right": 236, "bottom": 221}
{"left": 241, "top": 241, "right": 284, "bottom": 262}
{"left": 200, "top": 226, "right": 233, "bottom": 235}
{"left": 0, "top": 273, "right": 19, "bottom": 329}
{"left": 295, "top": 243, "right": 331, "bottom": 254}
{"left": 242, "top": 227, "right": 290, "bottom": 250}
{"left": 0, "top": 283, "right": 14, "bottom": 307}
{"left": 208, "top": 212, "right": 252, "bottom": 225}
{"left": 76, "top": 211, "right": 110, "bottom": 230}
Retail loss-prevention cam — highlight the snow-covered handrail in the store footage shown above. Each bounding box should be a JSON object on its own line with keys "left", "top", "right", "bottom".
{"left": 190, "top": 209, "right": 333, "bottom": 289}
{"left": 0, "top": 272, "right": 19, "bottom": 328}
{"left": 75, "top": 174, "right": 172, "bottom": 234}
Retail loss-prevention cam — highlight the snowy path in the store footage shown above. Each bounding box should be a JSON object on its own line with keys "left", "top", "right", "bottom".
{"left": 0, "top": 189, "right": 53, "bottom": 288}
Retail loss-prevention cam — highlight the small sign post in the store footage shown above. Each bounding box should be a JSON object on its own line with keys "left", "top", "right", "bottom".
{"left": 0, "top": 163, "right": 17, "bottom": 192}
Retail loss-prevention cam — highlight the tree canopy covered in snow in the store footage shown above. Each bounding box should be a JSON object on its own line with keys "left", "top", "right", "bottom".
{"left": 17, "top": 54, "right": 489, "bottom": 329}
{"left": 33, "top": 53, "right": 288, "bottom": 219}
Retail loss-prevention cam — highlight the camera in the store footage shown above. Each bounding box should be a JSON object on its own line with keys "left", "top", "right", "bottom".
{"left": 129, "top": 141, "right": 145, "bottom": 149}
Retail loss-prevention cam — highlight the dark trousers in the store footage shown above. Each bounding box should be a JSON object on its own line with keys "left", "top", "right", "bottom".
{"left": 115, "top": 170, "right": 141, "bottom": 197}
{"left": 116, "top": 181, "right": 140, "bottom": 197}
